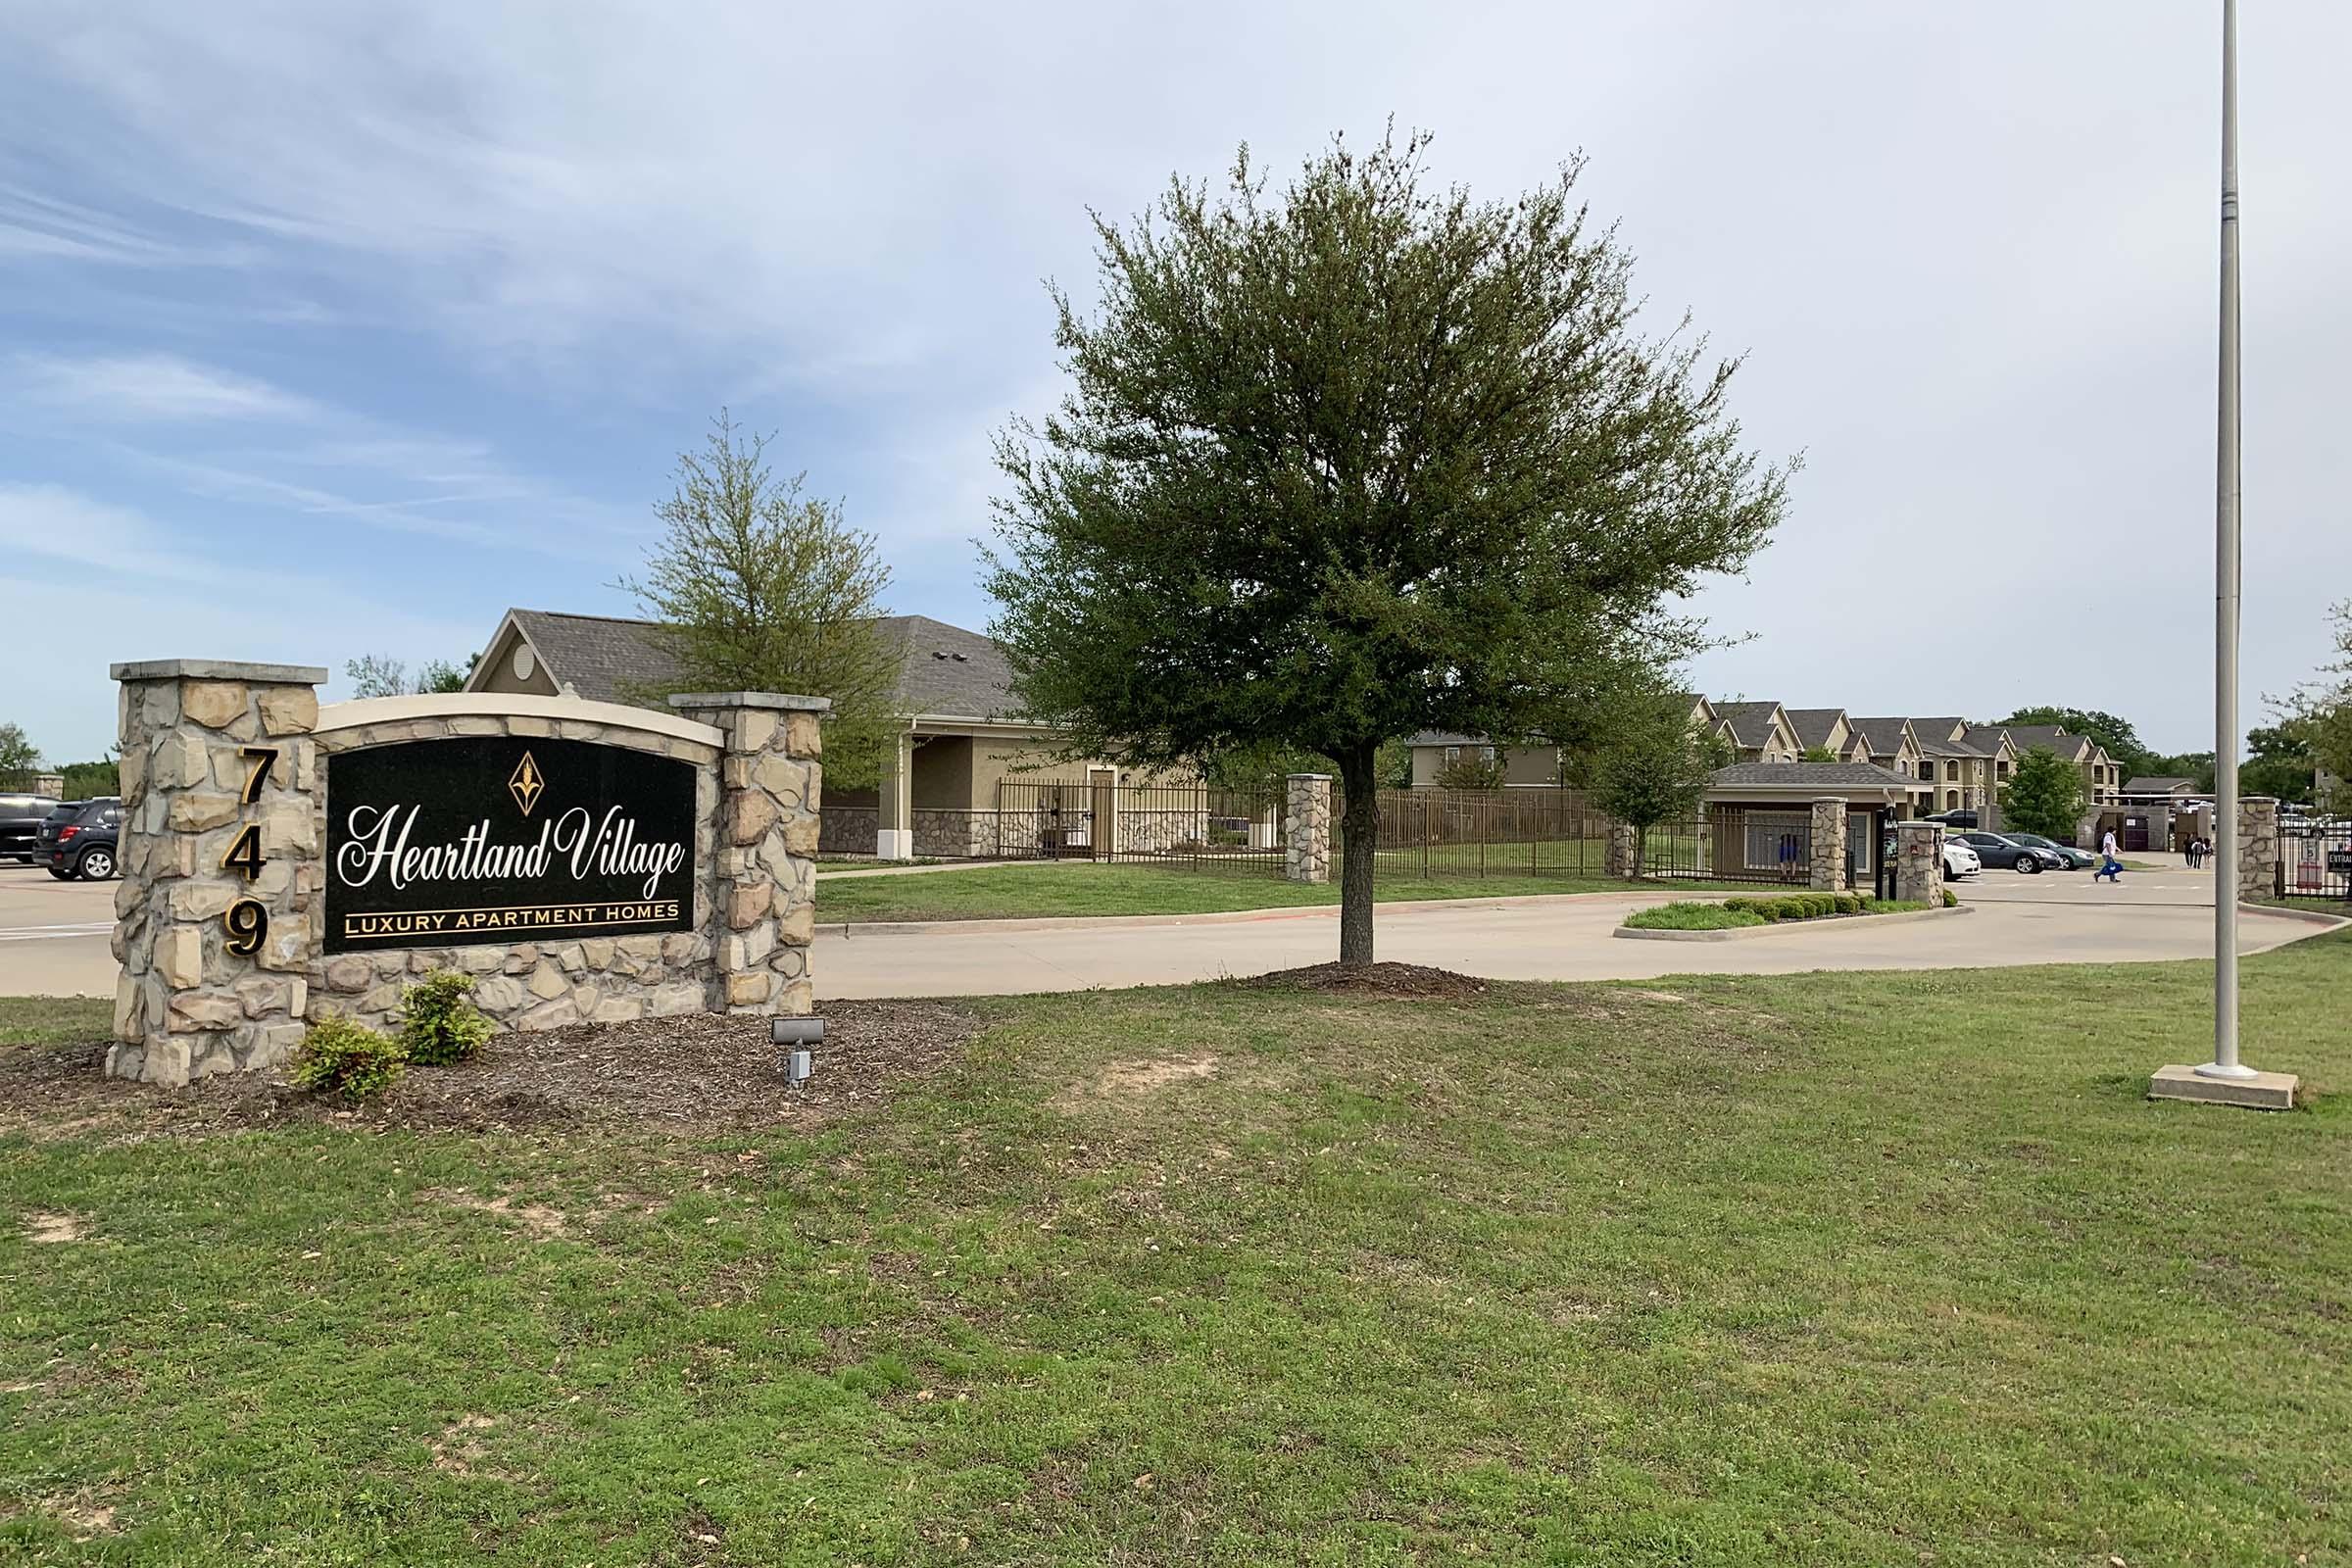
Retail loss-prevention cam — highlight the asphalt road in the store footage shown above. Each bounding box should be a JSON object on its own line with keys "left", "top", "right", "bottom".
{"left": 814, "top": 859, "right": 2337, "bottom": 999}
{"left": 2, "top": 857, "right": 2335, "bottom": 1003}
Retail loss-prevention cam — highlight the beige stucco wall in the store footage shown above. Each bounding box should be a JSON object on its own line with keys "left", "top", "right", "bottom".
{"left": 471, "top": 625, "right": 562, "bottom": 698}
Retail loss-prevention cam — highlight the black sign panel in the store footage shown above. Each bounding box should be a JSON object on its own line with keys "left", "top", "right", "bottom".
{"left": 324, "top": 735, "right": 697, "bottom": 954}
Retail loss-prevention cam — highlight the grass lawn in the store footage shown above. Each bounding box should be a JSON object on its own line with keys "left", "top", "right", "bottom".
{"left": 815, "top": 861, "right": 1757, "bottom": 923}
{"left": 7, "top": 935, "right": 2352, "bottom": 1563}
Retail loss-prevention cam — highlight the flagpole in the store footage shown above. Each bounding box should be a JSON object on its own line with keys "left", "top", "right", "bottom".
{"left": 2201, "top": 0, "right": 2255, "bottom": 1081}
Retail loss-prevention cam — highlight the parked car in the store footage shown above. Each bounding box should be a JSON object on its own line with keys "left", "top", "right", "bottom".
{"left": 40, "top": 797, "right": 120, "bottom": 881}
{"left": 1924, "top": 808, "right": 1981, "bottom": 830}
{"left": 1953, "top": 830, "right": 2065, "bottom": 874}
{"left": 1940, "top": 835, "right": 1982, "bottom": 879}
{"left": 2002, "top": 831, "right": 2097, "bottom": 870}
{"left": 0, "top": 793, "right": 55, "bottom": 862}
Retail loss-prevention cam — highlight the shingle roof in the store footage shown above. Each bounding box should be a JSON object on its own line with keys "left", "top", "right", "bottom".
{"left": 1783, "top": 708, "right": 1847, "bottom": 751}
{"left": 502, "top": 609, "right": 1025, "bottom": 721}
{"left": 1907, "top": 718, "right": 1989, "bottom": 758}
{"left": 1714, "top": 701, "right": 1787, "bottom": 748}
{"left": 1994, "top": 724, "right": 2090, "bottom": 760}
{"left": 1708, "top": 761, "right": 1915, "bottom": 791}
{"left": 2123, "top": 775, "right": 2198, "bottom": 795}
{"left": 1846, "top": 717, "right": 1917, "bottom": 757}
{"left": 1405, "top": 732, "right": 1491, "bottom": 748}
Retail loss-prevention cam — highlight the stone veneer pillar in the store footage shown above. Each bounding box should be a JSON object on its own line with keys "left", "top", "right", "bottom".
{"left": 1892, "top": 820, "right": 1942, "bottom": 905}
{"left": 2237, "top": 795, "right": 2280, "bottom": 904}
{"left": 1284, "top": 773, "right": 1332, "bottom": 884}
{"left": 1809, "top": 797, "right": 1849, "bottom": 892}
{"left": 1604, "top": 821, "right": 1639, "bottom": 879}
{"left": 668, "top": 693, "right": 828, "bottom": 1015}
{"left": 109, "top": 660, "right": 326, "bottom": 1086}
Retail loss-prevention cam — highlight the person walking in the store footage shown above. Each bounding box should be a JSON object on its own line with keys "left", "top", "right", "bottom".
{"left": 2095, "top": 827, "right": 2124, "bottom": 883}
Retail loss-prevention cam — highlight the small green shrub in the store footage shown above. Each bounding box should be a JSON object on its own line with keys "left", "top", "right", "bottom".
{"left": 1941, "top": 887, "right": 1959, "bottom": 907}
{"left": 291, "top": 1015, "right": 407, "bottom": 1103}
{"left": 1832, "top": 892, "right": 1861, "bottom": 914}
{"left": 398, "top": 970, "right": 495, "bottom": 1067}
{"left": 1623, "top": 902, "right": 1767, "bottom": 931}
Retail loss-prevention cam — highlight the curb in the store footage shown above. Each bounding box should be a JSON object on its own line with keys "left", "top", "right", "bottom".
{"left": 2240, "top": 900, "right": 2352, "bottom": 930}
{"left": 1612, "top": 904, "right": 1976, "bottom": 943}
{"left": 815, "top": 885, "right": 1737, "bottom": 939}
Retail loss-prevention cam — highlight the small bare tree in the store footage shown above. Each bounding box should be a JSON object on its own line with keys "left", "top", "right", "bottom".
{"left": 622, "top": 414, "right": 904, "bottom": 790}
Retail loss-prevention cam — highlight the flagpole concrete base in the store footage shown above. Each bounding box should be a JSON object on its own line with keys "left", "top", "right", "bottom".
{"left": 2148, "top": 1062, "right": 2297, "bottom": 1110}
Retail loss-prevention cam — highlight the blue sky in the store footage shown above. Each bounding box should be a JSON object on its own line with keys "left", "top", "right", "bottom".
{"left": 5, "top": 0, "right": 2348, "bottom": 763}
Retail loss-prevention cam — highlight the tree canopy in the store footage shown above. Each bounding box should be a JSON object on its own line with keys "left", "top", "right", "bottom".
{"left": 0, "top": 721, "right": 38, "bottom": 788}
{"left": 987, "top": 130, "right": 1788, "bottom": 961}
{"left": 2002, "top": 746, "right": 2086, "bottom": 842}
{"left": 2281, "top": 601, "right": 2352, "bottom": 809}
{"left": 623, "top": 414, "right": 905, "bottom": 791}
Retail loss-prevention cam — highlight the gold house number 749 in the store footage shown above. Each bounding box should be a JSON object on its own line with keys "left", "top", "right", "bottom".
{"left": 221, "top": 746, "right": 278, "bottom": 956}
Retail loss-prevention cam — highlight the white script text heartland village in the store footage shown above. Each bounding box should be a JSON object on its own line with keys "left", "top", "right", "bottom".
{"left": 331, "top": 804, "right": 690, "bottom": 902}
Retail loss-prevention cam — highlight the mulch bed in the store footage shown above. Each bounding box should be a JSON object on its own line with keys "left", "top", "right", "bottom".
{"left": 1241, "top": 961, "right": 1492, "bottom": 1000}
{"left": 0, "top": 1000, "right": 982, "bottom": 1142}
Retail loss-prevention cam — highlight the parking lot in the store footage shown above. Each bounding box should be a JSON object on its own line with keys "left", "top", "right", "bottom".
{"left": 0, "top": 860, "right": 120, "bottom": 999}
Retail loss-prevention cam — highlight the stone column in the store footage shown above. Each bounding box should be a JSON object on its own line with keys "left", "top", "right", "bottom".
{"left": 1893, "top": 820, "right": 1941, "bottom": 904}
{"left": 2237, "top": 795, "right": 2279, "bottom": 904}
{"left": 109, "top": 660, "right": 326, "bottom": 1086}
{"left": 1809, "top": 797, "right": 1849, "bottom": 891}
{"left": 1284, "top": 773, "right": 1331, "bottom": 884}
{"left": 669, "top": 693, "right": 827, "bottom": 1016}
{"left": 1604, "top": 820, "right": 1639, "bottom": 879}
{"left": 876, "top": 726, "right": 913, "bottom": 861}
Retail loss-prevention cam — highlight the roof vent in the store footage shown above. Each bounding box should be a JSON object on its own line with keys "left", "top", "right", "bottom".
{"left": 932, "top": 650, "right": 949, "bottom": 660}
{"left": 951, "top": 652, "right": 968, "bottom": 662}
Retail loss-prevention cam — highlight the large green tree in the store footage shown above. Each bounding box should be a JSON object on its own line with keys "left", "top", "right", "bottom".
{"left": 2277, "top": 603, "right": 2352, "bottom": 808}
{"left": 2002, "top": 746, "right": 2086, "bottom": 842}
{"left": 987, "top": 132, "right": 1787, "bottom": 962}
{"left": 623, "top": 414, "right": 905, "bottom": 791}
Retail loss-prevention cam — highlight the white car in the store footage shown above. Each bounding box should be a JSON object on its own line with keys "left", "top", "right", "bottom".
{"left": 1940, "top": 835, "right": 1982, "bottom": 879}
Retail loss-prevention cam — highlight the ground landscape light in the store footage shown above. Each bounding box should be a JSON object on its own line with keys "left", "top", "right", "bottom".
{"left": 773, "top": 1015, "right": 825, "bottom": 1087}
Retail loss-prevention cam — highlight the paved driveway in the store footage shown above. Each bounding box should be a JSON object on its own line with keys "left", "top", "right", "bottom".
{"left": 0, "top": 861, "right": 118, "bottom": 999}
{"left": 2, "top": 858, "right": 2335, "bottom": 1002}
{"left": 817, "top": 860, "right": 2339, "bottom": 999}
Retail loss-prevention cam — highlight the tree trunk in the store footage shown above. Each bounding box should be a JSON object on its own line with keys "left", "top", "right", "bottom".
{"left": 1337, "top": 743, "right": 1380, "bottom": 967}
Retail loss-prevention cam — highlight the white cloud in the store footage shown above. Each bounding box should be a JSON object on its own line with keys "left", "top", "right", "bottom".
{"left": 7, "top": 352, "right": 319, "bottom": 421}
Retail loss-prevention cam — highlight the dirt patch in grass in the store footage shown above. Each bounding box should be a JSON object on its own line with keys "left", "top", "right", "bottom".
{"left": 0, "top": 999, "right": 982, "bottom": 1142}
{"left": 21, "top": 1211, "right": 85, "bottom": 1243}
{"left": 1055, "top": 1053, "right": 1219, "bottom": 1108}
{"left": 1242, "top": 961, "right": 1492, "bottom": 1000}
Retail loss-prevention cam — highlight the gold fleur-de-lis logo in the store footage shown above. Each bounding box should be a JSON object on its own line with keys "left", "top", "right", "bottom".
{"left": 508, "top": 752, "right": 545, "bottom": 816}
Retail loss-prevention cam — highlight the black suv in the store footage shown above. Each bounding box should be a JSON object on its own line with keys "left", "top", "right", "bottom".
{"left": 40, "top": 798, "right": 120, "bottom": 881}
{"left": 0, "top": 793, "right": 55, "bottom": 862}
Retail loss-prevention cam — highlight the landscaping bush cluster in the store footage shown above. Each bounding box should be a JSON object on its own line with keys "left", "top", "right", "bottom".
{"left": 288, "top": 970, "right": 494, "bottom": 1103}
{"left": 1722, "top": 892, "right": 1859, "bottom": 921}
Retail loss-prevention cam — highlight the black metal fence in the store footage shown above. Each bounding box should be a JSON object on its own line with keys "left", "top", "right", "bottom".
{"left": 974, "top": 781, "right": 1824, "bottom": 888}
{"left": 991, "top": 778, "right": 1291, "bottom": 875}
{"left": 1349, "top": 788, "right": 1813, "bottom": 886}
{"left": 2279, "top": 819, "right": 2352, "bottom": 901}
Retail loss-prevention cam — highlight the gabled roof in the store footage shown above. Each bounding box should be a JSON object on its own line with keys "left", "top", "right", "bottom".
{"left": 1907, "top": 718, "right": 1990, "bottom": 758}
{"left": 1783, "top": 708, "right": 1848, "bottom": 752}
{"left": 1846, "top": 717, "right": 1921, "bottom": 758}
{"left": 469, "top": 609, "right": 1024, "bottom": 722}
{"left": 1714, "top": 701, "right": 1792, "bottom": 750}
{"left": 2123, "top": 775, "right": 2198, "bottom": 795}
{"left": 1992, "top": 724, "right": 2093, "bottom": 761}
{"left": 1707, "top": 760, "right": 1915, "bottom": 795}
